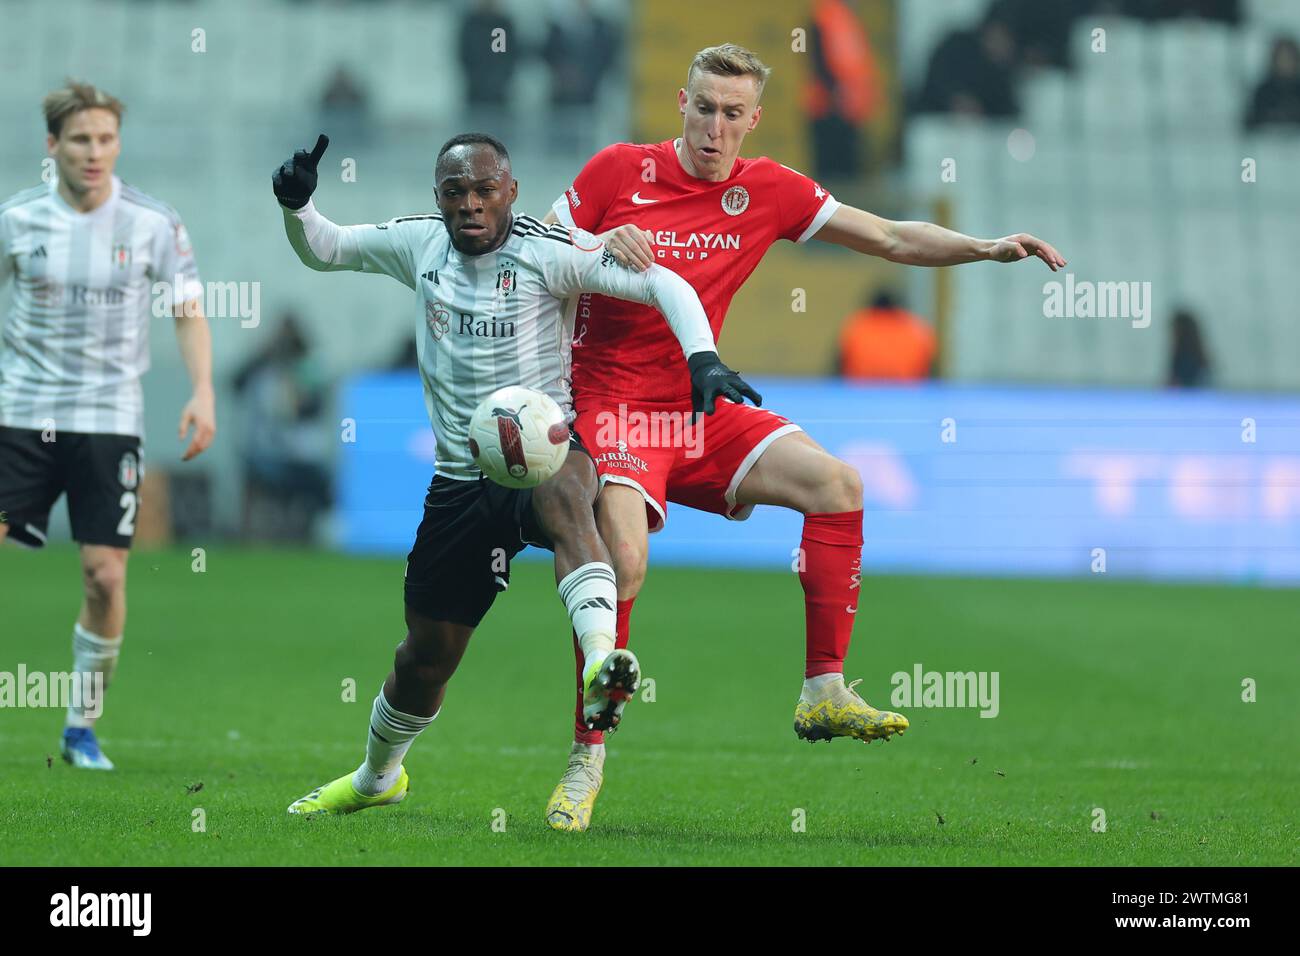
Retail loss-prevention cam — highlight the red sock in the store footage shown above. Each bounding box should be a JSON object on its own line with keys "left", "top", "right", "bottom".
{"left": 571, "top": 596, "right": 637, "bottom": 745}
{"left": 615, "top": 597, "right": 634, "bottom": 650}
{"left": 799, "top": 510, "right": 863, "bottom": 678}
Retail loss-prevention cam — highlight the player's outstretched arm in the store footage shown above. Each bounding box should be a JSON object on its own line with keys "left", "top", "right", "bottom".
{"left": 275, "top": 134, "right": 355, "bottom": 272}
{"left": 173, "top": 299, "right": 216, "bottom": 461}
{"left": 812, "top": 204, "right": 1067, "bottom": 272}
{"left": 538, "top": 231, "right": 759, "bottom": 413}
{"left": 275, "top": 134, "right": 418, "bottom": 286}
{"left": 275, "top": 134, "right": 356, "bottom": 272}
{"left": 616, "top": 260, "right": 762, "bottom": 411}
{"left": 632, "top": 265, "right": 762, "bottom": 414}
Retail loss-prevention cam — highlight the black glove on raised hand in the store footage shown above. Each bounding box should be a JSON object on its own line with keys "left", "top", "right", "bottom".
{"left": 273, "top": 134, "right": 329, "bottom": 210}
{"left": 687, "top": 351, "right": 762, "bottom": 417}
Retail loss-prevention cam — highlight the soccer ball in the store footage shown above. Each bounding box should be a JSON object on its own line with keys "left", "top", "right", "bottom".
{"left": 468, "top": 385, "right": 570, "bottom": 489}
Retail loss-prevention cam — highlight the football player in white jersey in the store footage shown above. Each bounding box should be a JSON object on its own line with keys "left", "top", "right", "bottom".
{"left": 275, "top": 132, "right": 759, "bottom": 815}
{"left": 0, "top": 82, "right": 216, "bottom": 770}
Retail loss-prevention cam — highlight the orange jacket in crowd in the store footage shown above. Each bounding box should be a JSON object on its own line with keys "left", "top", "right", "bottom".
{"left": 839, "top": 304, "right": 937, "bottom": 380}
{"left": 803, "top": 0, "right": 881, "bottom": 122}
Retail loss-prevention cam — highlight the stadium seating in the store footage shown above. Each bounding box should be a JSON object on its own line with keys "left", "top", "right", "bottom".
{"left": 904, "top": 7, "right": 1300, "bottom": 390}
{"left": 0, "top": 0, "right": 629, "bottom": 535}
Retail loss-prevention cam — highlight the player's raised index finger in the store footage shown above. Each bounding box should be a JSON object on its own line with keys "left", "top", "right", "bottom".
{"left": 308, "top": 134, "right": 330, "bottom": 166}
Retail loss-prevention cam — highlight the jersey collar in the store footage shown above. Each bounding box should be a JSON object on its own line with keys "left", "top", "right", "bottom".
{"left": 49, "top": 174, "right": 120, "bottom": 219}
{"left": 670, "top": 138, "right": 744, "bottom": 183}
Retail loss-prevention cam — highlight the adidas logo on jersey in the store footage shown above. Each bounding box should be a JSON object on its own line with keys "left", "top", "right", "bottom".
{"left": 32, "top": 245, "right": 47, "bottom": 258}
{"left": 421, "top": 270, "right": 439, "bottom": 284}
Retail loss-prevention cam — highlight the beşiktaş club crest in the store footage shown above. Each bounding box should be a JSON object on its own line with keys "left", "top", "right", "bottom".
{"left": 111, "top": 243, "right": 132, "bottom": 270}
{"left": 721, "top": 185, "right": 750, "bottom": 216}
{"left": 495, "top": 262, "right": 517, "bottom": 298}
{"left": 118, "top": 451, "right": 140, "bottom": 490}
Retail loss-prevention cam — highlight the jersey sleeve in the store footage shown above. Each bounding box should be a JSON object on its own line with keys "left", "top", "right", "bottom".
{"left": 538, "top": 228, "right": 715, "bottom": 358}
{"left": 352, "top": 218, "right": 423, "bottom": 289}
{"left": 773, "top": 162, "right": 841, "bottom": 244}
{"left": 281, "top": 201, "right": 422, "bottom": 290}
{"left": 152, "top": 213, "right": 203, "bottom": 308}
{"left": 550, "top": 143, "right": 627, "bottom": 231}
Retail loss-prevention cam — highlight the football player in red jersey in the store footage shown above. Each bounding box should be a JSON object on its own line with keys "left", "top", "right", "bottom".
{"left": 541, "top": 43, "right": 1066, "bottom": 831}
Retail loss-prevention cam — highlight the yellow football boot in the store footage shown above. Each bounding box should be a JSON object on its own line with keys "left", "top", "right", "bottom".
{"left": 794, "top": 678, "right": 909, "bottom": 744}
{"left": 545, "top": 744, "right": 604, "bottom": 832}
{"left": 287, "top": 767, "right": 409, "bottom": 815}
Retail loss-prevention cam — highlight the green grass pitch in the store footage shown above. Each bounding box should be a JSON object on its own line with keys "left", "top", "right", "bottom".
{"left": 1, "top": 544, "right": 1295, "bottom": 866}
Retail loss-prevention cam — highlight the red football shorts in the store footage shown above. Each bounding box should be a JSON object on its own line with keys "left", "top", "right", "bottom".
{"left": 572, "top": 397, "right": 801, "bottom": 531}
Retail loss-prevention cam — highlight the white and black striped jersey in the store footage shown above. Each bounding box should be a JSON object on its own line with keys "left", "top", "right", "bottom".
{"left": 282, "top": 201, "right": 716, "bottom": 481}
{"left": 0, "top": 176, "right": 202, "bottom": 437}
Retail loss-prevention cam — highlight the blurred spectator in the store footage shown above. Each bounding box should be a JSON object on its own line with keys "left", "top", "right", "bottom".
{"left": 837, "top": 291, "right": 937, "bottom": 381}
{"left": 232, "top": 312, "right": 333, "bottom": 541}
{"left": 803, "top": 0, "right": 880, "bottom": 181}
{"left": 916, "top": 12, "right": 1019, "bottom": 117}
{"left": 319, "top": 65, "right": 373, "bottom": 147}
{"left": 1168, "top": 308, "right": 1212, "bottom": 388}
{"left": 542, "top": 0, "right": 621, "bottom": 156}
{"left": 1112, "top": 0, "right": 1240, "bottom": 23}
{"left": 458, "top": 0, "right": 519, "bottom": 134}
{"left": 1245, "top": 37, "right": 1300, "bottom": 131}
{"left": 387, "top": 335, "right": 419, "bottom": 370}
{"left": 989, "top": 0, "right": 1078, "bottom": 70}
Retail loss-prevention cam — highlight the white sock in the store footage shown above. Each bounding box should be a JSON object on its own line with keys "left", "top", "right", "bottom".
{"left": 572, "top": 741, "right": 605, "bottom": 758}
{"left": 66, "top": 623, "right": 121, "bottom": 729}
{"left": 558, "top": 562, "right": 617, "bottom": 671}
{"left": 352, "top": 691, "right": 435, "bottom": 795}
{"left": 802, "top": 672, "right": 844, "bottom": 700}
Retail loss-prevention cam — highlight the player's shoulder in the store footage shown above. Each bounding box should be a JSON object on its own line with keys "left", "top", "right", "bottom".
{"left": 511, "top": 214, "right": 592, "bottom": 252}
{"left": 741, "top": 155, "right": 816, "bottom": 183}
{"left": 386, "top": 212, "right": 443, "bottom": 227}
{"left": 585, "top": 140, "right": 662, "bottom": 169}
{"left": 0, "top": 183, "right": 50, "bottom": 220}
{"left": 510, "top": 215, "right": 605, "bottom": 264}
{"left": 513, "top": 214, "right": 575, "bottom": 243}
{"left": 376, "top": 211, "right": 445, "bottom": 245}
{"left": 118, "top": 180, "right": 186, "bottom": 226}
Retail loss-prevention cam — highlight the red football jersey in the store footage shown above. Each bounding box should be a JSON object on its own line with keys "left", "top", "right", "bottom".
{"left": 553, "top": 139, "right": 839, "bottom": 405}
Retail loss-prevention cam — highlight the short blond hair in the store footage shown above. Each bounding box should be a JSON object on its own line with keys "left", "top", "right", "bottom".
{"left": 686, "top": 43, "right": 772, "bottom": 99}
{"left": 43, "top": 80, "right": 124, "bottom": 138}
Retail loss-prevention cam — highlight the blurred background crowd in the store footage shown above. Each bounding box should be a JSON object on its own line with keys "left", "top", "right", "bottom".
{"left": 0, "top": 0, "right": 1295, "bottom": 561}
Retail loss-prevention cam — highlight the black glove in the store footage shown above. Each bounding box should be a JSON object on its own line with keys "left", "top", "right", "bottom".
{"left": 273, "top": 134, "right": 330, "bottom": 210}
{"left": 688, "top": 351, "right": 762, "bottom": 417}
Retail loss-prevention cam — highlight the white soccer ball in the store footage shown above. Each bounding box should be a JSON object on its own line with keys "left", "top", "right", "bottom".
{"left": 468, "top": 385, "right": 570, "bottom": 489}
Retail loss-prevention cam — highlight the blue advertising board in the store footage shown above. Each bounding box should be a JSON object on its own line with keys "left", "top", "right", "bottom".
{"left": 337, "top": 374, "right": 1300, "bottom": 584}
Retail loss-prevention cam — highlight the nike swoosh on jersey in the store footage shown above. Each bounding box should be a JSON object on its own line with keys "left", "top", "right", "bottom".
{"left": 630, "top": 192, "right": 658, "bottom": 205}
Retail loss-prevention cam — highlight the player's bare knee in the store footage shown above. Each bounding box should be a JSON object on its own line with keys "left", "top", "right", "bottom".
{"left": 836, "top": 462, "right": 864, "bottom": 512}
{"left": 805, "top": 460, "right": 862, "bottom": 514}
{"left": 396, "top": 631, "right": 457, "bottom": 687}
{"left": 82, "top": 558, "right": 126, "bottom": 606}
{"left": 610, "top": 539, "right": 647, "bottom": 596}
{"left": 535, "top": 468, "right": 597, "bottom": 539}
